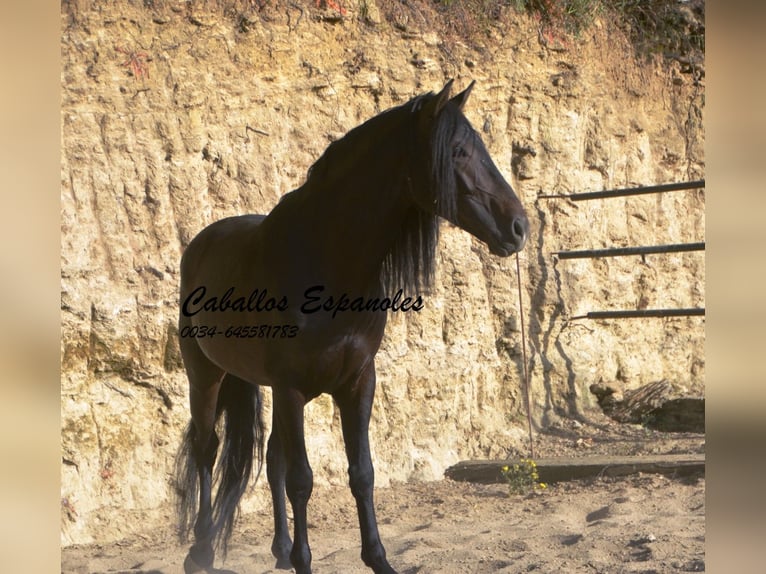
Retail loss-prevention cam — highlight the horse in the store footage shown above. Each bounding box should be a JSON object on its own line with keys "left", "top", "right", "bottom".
{"left": 175, "top": 80, "right": 529, "bottom": 574}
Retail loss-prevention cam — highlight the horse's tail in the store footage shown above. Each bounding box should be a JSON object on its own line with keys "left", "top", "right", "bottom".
{"left": 175, "top": 375, "right": 265, "bottom": 555}
{"left": 212, "top": 375, "right": 265, "bottom": 552}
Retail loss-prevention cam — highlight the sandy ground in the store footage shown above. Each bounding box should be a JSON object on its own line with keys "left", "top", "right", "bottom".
{"left": 61, "top": 475, "right": 705, "bottom": 574}
{"left": 62, "top": 423, "right": 705, "bottom": 574}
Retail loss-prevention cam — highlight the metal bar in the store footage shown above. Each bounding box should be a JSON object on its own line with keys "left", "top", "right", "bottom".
{"left": 571, "top": 308, "right": 705, "bottom": 320}
{"left": 539, "top": 179, "right": 705, "bottom": 201}
{"left": 556, "top": 242, "right": 705, "bottom": 260}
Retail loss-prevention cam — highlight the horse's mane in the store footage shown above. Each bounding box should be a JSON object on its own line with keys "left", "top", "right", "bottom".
{"left": 302, "top": 91, "right": 464, "bottom": 294}
{"left": 304, "top": 96, "right": 422, "bottom": 186}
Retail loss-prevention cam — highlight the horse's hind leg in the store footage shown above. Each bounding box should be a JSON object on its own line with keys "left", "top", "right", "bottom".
{"left": 272, "top": 386, "right": 314, "bottom": 574}
{"left": 334, "top": 363, "right": 397, "bottom": 574}
{"left": 267, "top": 412, "right": 293, "bottom": 569}
{"left": 179, "top": 334, "right": 225, "bottom": 573}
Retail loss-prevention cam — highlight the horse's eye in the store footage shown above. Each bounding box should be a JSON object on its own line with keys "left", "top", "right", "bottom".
{"left": 453, "top": 146, "right": 467, "bottom": 159}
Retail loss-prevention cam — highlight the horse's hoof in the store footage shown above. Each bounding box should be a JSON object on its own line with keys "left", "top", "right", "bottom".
{"left": 272, "top": 538, "right": 293, "bottom": 570}
{"left": 368, "top": 558, "right": 398, "bottom": 574}
{"left": 184, "top": 553, "right": 212, "bottom": 574}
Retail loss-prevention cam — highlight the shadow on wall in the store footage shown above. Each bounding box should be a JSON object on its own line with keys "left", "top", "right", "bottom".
{"left": 527, "top": 201, "right": 580, "bottom": 425}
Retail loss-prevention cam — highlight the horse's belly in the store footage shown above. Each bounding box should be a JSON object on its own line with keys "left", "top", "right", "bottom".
{"left": 193, "top": 334, "right": 273, "bottom": 384}
{"left": 192, "top": 327, "right": 376, "bottom": 397}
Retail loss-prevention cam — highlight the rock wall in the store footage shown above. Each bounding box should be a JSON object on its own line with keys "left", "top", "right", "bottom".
{"left": 60, "top": 1, "right": 704, "bottom": 545}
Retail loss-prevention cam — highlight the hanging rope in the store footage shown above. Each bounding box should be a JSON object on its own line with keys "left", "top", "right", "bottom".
{"left": 515, "top": 252, "right": 534, "bottom": 458}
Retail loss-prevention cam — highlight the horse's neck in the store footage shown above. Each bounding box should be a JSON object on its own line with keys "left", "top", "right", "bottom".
{"left": 290, "top": 163, "right": 411, "bottom": 293}
{"left": 331, "top": 182, "right": 409, "bottom": 282}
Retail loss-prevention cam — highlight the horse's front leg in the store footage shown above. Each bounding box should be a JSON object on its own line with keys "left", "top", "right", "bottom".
{"left": 334, "top": 363, "right": 398, "bottom": 574}
{"left": 272, "top": 387, "right": 314, "bottom": 574}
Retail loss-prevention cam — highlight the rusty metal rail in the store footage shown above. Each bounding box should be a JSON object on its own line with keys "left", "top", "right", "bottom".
{"left": 555, "top": 241, "right": 705, "bottom": 260}
{"left": 539, "top": 179, "right": 704, "bottom": 201}
{"left": 570, "top": 308, "right": 705, "bottom": 320}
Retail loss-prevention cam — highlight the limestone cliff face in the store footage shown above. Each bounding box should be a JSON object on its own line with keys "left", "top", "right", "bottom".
{"left": 60, "top": 1, "right": 704, "bottom": 544}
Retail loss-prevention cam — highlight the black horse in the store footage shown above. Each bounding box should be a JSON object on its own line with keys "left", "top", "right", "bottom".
{"left": 175, "top": 80, "right": 529, "bottom": 574}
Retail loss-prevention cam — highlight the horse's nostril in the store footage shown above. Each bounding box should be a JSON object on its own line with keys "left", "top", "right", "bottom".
{"left": 510, "top": 216, "right": 529, "bottom": 251}
{"left": 512, "top": 217, "right": 528, "bottom": 240}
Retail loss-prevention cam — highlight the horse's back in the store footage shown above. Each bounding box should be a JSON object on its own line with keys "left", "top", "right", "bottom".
{"left": 180, "top": 214, "right": 267, "bottom": 292}
{"left": 184, "top": 214, "right": 266, "bottom": 253}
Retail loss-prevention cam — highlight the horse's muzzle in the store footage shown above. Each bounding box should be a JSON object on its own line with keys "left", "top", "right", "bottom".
{"left": 491, "top": 215, "right": 529, "bottom": 256}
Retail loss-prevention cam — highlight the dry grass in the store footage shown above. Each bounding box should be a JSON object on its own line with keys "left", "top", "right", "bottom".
{"left": 62, "top": 0, "right": 704, "bottom": 63}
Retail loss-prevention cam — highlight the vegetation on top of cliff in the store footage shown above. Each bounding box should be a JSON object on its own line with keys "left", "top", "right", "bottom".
{"left": 62, "top": 0, "right": 704, "bottom": 65}
{"left": 399, "top": 0, "right": 703, "bottom": 63}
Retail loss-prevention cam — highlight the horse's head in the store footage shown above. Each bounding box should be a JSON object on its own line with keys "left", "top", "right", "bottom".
{"left": 412, "top": 80, "right": 529, "bottom": 257}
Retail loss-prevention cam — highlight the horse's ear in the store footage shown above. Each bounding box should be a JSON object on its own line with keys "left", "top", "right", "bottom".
{"left": 429, "top": 79, "right": 454, "bottom": 117}
{"left": 451, "top": 80, "right": 475, "bottom": 111}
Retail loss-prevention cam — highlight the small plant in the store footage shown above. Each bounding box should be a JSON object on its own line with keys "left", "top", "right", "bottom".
{"left": 511, "top": 0, "right": 599, "bottom": 35}
{"left": 315, "top": 0, "right": 346, "bottom": 15}
{"left": 501, "top": 458, "right": 547, "bottom": 495}
{"left": 116, "top": 45, "right": 151, "bottom": 81}
{"left": 62, "top": 497, "right": 78, "bottom": 521}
